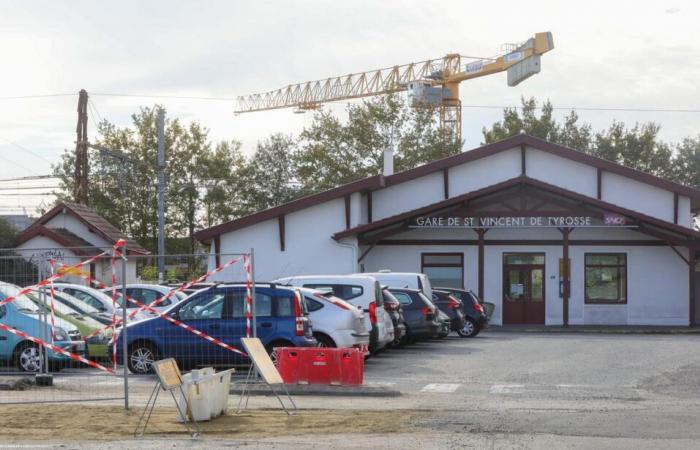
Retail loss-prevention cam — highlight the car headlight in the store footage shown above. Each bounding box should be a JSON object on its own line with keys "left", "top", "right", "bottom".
{"left": 53, "top": 327, "right": 69, "bottom": 342}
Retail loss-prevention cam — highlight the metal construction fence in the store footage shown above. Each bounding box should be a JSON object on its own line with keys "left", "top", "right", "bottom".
{"left": 0, "top": 245, "right": 255, "bottom": 408}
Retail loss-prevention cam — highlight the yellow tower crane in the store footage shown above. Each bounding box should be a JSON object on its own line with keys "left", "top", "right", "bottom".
{"left": 235, "top": 32, "right": 554, "bottom": 142}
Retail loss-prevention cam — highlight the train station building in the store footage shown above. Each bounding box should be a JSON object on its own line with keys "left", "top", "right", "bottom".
{"left": 195, "top": 134, "right": 700, "bottom": 327}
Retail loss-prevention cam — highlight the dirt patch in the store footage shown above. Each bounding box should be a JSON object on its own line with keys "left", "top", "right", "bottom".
{"left": 0, "top": 404, "right": 433, "bottom": 443}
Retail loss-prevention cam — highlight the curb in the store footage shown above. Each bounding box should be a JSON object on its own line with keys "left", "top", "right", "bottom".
{"left": 230, "top": 383, "right": 401, "bottom": 397}
{"left": 486, "top": 327, "right": 700, "bottom": 335}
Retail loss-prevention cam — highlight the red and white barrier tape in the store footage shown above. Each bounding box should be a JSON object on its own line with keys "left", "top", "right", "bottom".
{"left": 110, "top": 248, "right": 120, "bottom": 369}
{"left": 0, "top": 322, "right": 114, "bottom": 374}
{"left": 0, "top": 250, "right": 110, "bottom": 309}
{"left": 85, "top": 254, "right": 244, "bottom": 339}
{"left": 47, "top": 260, "right": 58, "bottom": 342}
{"left": 113, "top": 295, "right": 248, "bottom": 358}
{"left": 243, "top": 255, "right": 252, "bottom": 338}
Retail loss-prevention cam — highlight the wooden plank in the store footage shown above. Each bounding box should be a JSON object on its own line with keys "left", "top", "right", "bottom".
{"left": 278, "top": 215, "right": 285, "bottom": 252}
{"left": 241, "top": 338, "right": 284, "bottom": 385}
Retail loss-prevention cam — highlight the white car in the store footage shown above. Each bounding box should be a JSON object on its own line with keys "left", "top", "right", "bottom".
{"left": 100, "top": 284, "right": 188, "bottom": 316}
{"left": 274, "top": 275, "right": 394, "bottom": 354}
{"left": 53, "top": 283, "right": 149, "bottom": 322}
{"left": 298, "top": 287, "right": 370, "bottom": 356}
{"left": 361, "top": 271, "right": 433, "bottom": 299}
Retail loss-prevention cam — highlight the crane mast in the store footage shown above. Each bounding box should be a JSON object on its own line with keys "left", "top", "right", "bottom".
{"left": 235, "top": 32, "right": 554, "bottom": 142}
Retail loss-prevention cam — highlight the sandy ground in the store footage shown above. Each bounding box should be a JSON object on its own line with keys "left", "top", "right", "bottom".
{"left": 0, "top": 404, "right": 429, "bottom": 444}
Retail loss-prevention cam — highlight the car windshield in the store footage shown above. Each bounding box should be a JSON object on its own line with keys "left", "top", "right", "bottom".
{"left": 0, "top": 285, "right": 41, "bottom": 313}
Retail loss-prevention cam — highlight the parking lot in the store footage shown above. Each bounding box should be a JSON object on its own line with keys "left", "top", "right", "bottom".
{"left": 4, "top": 330, "right": 700, "bottom": 448}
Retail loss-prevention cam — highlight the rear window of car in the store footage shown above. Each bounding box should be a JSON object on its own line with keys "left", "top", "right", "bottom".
{"left": 303, "top": 284, "right": 363, "bottom": 300}
{"left": 391, "top": 291, "right": 413, "bottom": 305}
{"left": 305, "top": 297, "right": 324, "bottom": 312}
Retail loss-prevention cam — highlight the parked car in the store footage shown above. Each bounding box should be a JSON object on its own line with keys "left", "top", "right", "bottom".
{"left": 381, "top": 288, "right": 406, "bottom": 346}
{"left": 101, "top": 284, "right": 188, "bottom": 315}
{"left": 432, "top": 290, "right": 467, "bottom": 335}
{"left": 0, "top": 282, "right": 84, "bottom": 372}
{"left": 361, "top": 271, "right": 433, "bottom": 299}
{"left": 434, "top": 287, "right": 489, "bottom": 337}
{"left": 114, "top": 283, "right": 317, "bottom": 374}
{"left": 54, "top": 283, "right": 149, "bottom": 323}
{"left": 299, "top": 287, "right": 370, "bottom": 355}
{"left": 36, "top": 288, "right": 112, "bottom": 326}
{"left": 275, "top": 275, "right": 394, "bottom": 354}
{"left": 28, "top": 289, "right": 109, "bottom": 359}
{"left": 435, "top": 310, "right": 452, "bottom": 338}
{"left": 387, "top": 288, "right": 441, "bottom": 344}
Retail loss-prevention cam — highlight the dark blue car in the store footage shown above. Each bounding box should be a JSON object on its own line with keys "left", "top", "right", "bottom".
{"left": 114, "top": 284, "right": 317, "bottom": 374}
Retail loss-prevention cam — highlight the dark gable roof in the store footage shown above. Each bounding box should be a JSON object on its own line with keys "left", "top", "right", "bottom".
{"left": 17, "top": 202, "right": 149, "bottom": 255}
{"left": 15, "top": 226, "right": 103, "bottom": 256}
{"left": 194, "top": 134, "right": 700, "bottom": 242}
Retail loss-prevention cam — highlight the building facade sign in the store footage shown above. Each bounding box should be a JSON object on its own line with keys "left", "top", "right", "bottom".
{"left": 411, "top": 213, "right": 629, "bottom": 229}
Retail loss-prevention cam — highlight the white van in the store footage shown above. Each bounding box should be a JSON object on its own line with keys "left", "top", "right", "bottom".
{"left": 274, "top": 275, "right": 394, "bottom": 353}
{"left": 361, "top": 271, "right": 433, "bottom": 299}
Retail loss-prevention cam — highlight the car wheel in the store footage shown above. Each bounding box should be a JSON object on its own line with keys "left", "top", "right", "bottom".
{"left": 127, "top": 342, "right": 158, "bottom": 374}
{"left": 314, "top": 334, "right": 336, "bottom": 348}
{"left": 458, "top": 318, "right": 480, "bottom": 338}
{"left": 15, "top": 343, "right": 43, "bottom": 372}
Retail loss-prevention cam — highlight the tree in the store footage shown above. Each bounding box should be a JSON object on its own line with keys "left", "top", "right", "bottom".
{"left": 240, "top": 134, "right": 302, "bottom": 212}
{"left": 296, "top": 95, "right": 461, "bottom": 193}
{"left": 0, "top": 218, "right": 16, "bottom": 248}
{"left": 482, "top": 97, "right": 674, "bottom": 179}
{"left": 593, "top": 122, "right": 673, "bottom": 179}
{"left": 673, "top": 136, "right": 700, "bottom": 189}
{"left": 53, "top": 106, "right": 247, "bottom": 253}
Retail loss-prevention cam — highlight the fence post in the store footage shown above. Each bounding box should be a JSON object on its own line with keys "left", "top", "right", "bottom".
{"left": 121, "top": 245, "right": 129, "bottom": 410}
{"left": 38, "top": 263, "right": 48, "bottom": 374}
{"left": 250, "top": 248, "right": 256, "bottom": 338}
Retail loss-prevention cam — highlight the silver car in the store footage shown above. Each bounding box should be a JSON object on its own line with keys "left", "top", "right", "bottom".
{"left": 299, "top": 287, "right": 370, "bottom": 356}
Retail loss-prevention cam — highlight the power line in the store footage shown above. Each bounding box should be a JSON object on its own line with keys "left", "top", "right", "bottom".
{"left": 0, "top": 185, "right": 61, "bottom": 191}
{"left": 0, "top": 137, "right": 57, "bottom": 165}
{"left": 0, "top": 93, "right": 76, "bottom": 101}
{"left": 91, "top": 92, "right": 238, "bottom": 102}
{"left": 0, "top": 175, "right": 57, "bottom": 182}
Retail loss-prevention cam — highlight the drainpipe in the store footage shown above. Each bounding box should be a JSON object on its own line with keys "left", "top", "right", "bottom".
{"left": 335, "top": 239, "right": 358, "bottom": 273}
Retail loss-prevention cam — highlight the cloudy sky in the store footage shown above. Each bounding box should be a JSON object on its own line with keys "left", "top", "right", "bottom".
{"left": 0, "top": 0, "right": 698, "bottom": 214}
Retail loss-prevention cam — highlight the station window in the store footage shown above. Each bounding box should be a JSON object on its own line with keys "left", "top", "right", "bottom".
{"left": 421, "top": 253, "right": 464, "bottom": 289}
{"left": 584, "top": 253, "right": 627, "bottom": 304}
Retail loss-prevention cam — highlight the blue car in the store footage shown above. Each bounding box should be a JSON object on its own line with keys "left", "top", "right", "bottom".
{"left": 115, "top": 284, "right": 317, "bottom": 374}
{"left": 0, "top": 282, "right": 84, "bottom": 372}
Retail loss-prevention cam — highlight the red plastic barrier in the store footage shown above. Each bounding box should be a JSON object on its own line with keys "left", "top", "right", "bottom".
{"left": 275, "top": 347, "right": 364, "bottom": 386}
{"left": 339, "top": 349, "right": 364, "bottom": 385}
{"left": 276, "top": 348, "right": 301, "bottom": 384}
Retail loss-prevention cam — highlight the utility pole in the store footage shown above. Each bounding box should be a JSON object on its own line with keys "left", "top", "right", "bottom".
{"left": 74, "top": 89, "right": 89, "bottom": 204}
{"left": 157, "top": 108, "right": 166, "bottom": 283}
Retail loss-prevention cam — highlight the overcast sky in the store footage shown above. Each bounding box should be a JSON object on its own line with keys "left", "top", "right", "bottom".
{"left": 0, "top": 0, "right": 699, "bottom": 214}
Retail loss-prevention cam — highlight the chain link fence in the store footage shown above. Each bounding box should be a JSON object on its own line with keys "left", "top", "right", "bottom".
{"left": 0, "top": 246, "right": 252, "bottom": 407}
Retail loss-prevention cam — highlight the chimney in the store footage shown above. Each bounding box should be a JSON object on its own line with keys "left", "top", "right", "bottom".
{"left": 383, "top": 147, "right": 394, "bottom": 176}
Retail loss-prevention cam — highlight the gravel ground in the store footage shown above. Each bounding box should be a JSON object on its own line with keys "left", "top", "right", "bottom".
{"left": 2, "top": 331, "right": 700, "bottom": 448}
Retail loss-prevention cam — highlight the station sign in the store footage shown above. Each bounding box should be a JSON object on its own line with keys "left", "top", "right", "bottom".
{"left": 410, "top": 213, "right": 629, "bottom": 229}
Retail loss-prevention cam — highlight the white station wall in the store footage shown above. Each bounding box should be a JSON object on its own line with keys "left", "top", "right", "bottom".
{"left": 372, "top": 171, "right": 444, "bottom": 221}
{"left": 215, "top": 198, "right": 357, "bottom": 281}
{"left": 360, "top": 225, "right": 689, "bottom": 326}
{"left": 526, "top": 147, "right": 598, "bottom": 197}
{"left": 601, "top": 172, "right": 675, "bottom": 223}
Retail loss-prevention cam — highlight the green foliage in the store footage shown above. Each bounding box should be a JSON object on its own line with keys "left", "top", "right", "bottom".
{"left": 483, "top": 97, "right": 675, "bottom": 179}
{"left": 140, "top": 266, "right": 158, "bottom": 281}
{"left": 296, "top": 95, "right": 461, "bottom": 192}
{"left": 0, "top": 218, "right": 17, "bottom": 248}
